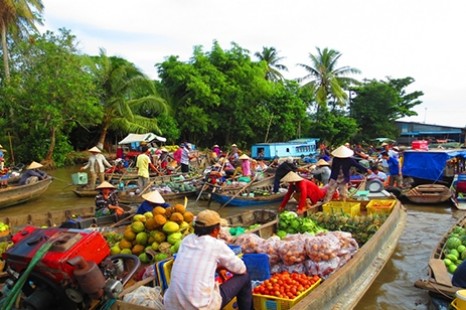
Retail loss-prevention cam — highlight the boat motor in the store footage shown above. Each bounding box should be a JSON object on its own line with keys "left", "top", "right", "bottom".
{"left": 2, "top": 227, "right": 140, "bottom": 310}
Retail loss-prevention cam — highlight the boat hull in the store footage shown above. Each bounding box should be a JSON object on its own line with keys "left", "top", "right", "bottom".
{"left": 0, "top": 177, "right": 53, "bottom": 209}
{"left": 403, "top": 184, "right": 452, "bottom": 204}
{"left": 210, "top": 192, "right": 285, "bottom": 207}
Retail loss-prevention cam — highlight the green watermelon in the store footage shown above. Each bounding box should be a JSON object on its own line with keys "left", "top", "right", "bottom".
{"left": 447, "top": 236, "right": 462, "bottom": 250}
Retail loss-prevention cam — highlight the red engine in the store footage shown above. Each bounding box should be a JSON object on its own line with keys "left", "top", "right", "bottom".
{"left": 2, "top": 227, "right": 140, "bottom": 310}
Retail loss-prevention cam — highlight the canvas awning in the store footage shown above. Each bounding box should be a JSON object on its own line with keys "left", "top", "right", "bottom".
{"left": 118, "top": 133, "right": 166, "bottom": 145}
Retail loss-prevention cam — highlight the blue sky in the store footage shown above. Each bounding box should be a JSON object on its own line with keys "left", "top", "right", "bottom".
{"left": 40, "top": 0, "right": 465, "bottom": 127}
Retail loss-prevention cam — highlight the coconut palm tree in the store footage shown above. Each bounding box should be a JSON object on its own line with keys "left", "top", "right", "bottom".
{"left": 298, "top": 47, "right": 360, "bottom": 110}
{"left": 254, "top": 46, "right": 288, "bottom": 82}
{"left": 87, "top": 49, "right": 169, "bottom": 148}
{"left": 0, "top": 0, "right": 44, "bottom": 82}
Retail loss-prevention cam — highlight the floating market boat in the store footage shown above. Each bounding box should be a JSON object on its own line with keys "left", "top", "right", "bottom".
{"left": 414, "top": 215, "right": 466, "bottom": 303}
{"left": 402, "top": 184, "right": 453, "bottom": 205}
{"left": 0, "top": 177, "right": 53, "bottom": 209}
{"left": 450, "top": 174, "right": 466, "bottom": 210}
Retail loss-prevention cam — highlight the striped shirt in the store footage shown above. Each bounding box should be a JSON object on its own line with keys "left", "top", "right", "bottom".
{"left": 181, "top": 146, "right": 190, "bottom": 165}
{"left": 164, "top": 234, "right": 246, "bottom": 310}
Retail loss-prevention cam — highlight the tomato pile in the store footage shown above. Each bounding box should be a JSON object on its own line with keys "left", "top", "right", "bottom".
{"left": 252, "top": 271, "right": 321, "bottom": 300}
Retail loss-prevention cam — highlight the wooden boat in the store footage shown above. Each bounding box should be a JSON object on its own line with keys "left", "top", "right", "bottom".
{"left": 450, "top": 174, "right": 466, "bottom": 210}
{"left": 402, "top": 184, "right": 452, "bottom": 204}
{"left": 0, "top": 204, "right": 136, "bottom": 233}
{"left": 225, "top": 209, "right": 278, "bottom": 238}
{"left": 0, "top": 177, "right": 53, "bottom": 209}
{"left": 414, "top": 215, "right": 466, "bottom": 302}
{"left": 72, "top": 186, "right": 99, "bottom": 197}
{"left": 118, "top": 189, "right": 198, "bottom": 205}
{"left": 292, "top": 198, "right": 406, "bottom": 309}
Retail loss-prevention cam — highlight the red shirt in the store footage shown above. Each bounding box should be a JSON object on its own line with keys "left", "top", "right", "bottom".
{"left": 280, "top": 179, "right": 325, "bottom": 210}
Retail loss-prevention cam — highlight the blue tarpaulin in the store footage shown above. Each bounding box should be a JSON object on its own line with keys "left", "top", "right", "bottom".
{"left": 402, "top": 149, "right": 466, "bottom": 181}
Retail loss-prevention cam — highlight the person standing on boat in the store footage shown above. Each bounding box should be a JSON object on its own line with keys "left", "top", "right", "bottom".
{"left": 381, "top": 151, "right": 401, "bottom": 187}
{"left": 136, "top": 190, "right": 170, "bottom": 214}
{"left": 19, "top": 161, "right": 48, "bottom": 185}
{"left": 310, "top": 159, "right": 332, "bottom": 185}
{"left": 181, "top": 142, "right": 195, "bottom": 174}
{"left": 323, "top": 145, "right": 372, "bottom": 203}
{"left": 95, "top": 181, "right": 124, "bottom": 216}
{"left": 136, "top": 145, "right": 158, "bottom": 191}
{"left": 279, "top": 171, "right": 327, "bottom": 215}
{"left": 80, "top": 146, "right": 112, "bottom": 189}
{"left": 164, "top": 210, "right": 253, "bottom": 310}
{"left": 273, "top": 157, "right": 299, "bottom": 193}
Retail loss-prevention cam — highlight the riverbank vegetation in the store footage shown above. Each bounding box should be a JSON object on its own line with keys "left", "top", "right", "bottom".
{"left": 0, "top": 2, "right": 423, "bottom": 168}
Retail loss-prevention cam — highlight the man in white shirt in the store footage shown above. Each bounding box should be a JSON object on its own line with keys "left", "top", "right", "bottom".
{"left": 164, "top": 210, "right": 253, "bottom": 310}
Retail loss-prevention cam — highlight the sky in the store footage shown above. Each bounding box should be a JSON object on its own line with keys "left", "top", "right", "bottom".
{"left": 39, "top": 0, "right": 465, "bottom": 128}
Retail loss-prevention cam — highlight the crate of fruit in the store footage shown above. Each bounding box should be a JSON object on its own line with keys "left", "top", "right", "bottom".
{"left": 252, "top": 272, "right": 321, "bottom": 310}
{"left": 366, "top": 199, "right": 396, "bottom": 215}
{"left": 322, "top": 201, "right": 360, "bottom": 217}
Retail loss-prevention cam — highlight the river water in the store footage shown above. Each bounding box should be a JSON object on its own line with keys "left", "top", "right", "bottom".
{"left": 0, "top": 166, "right": 462, "bottom": 309}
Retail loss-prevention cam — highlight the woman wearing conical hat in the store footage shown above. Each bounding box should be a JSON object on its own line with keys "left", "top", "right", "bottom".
{"left": 18, "top": 161, "right": 48, "bottom": 185}
{"left": 279, "top": 171, "right": 327, "bottom": 215}
{"left": 80, "top": 146, "right": 112, "bottom": 189}
{"left": 136, "top": 190, "right": 169, "bottom": 214}
{"left": 95, "top": 181, "right": 124, "bottom": 216}
{"left": 323, "top": 145, "right": 372, "bottom": 203}
{"left": 310, "top": 159, "right": 332, "bottom": 185}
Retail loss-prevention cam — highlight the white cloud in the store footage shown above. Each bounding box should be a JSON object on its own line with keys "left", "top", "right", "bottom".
{"left": 40, "top": 0, "right": 466, "bottom": 127}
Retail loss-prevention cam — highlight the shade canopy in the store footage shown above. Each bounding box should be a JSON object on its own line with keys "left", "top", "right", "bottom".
{"left": 118, "top": 133, "right": 166, "bottom": 144}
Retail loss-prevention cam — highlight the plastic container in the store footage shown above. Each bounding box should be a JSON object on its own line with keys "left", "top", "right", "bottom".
{"left": 242, "top": 253, "right": 270, "bottom": 281}
{"left": 366, "top": 199, "right": 396, "bottom": 215}
{"left": 322, "top": 201, "right": 360, "bottom": 217}
{"left": 71, "top": 172, "right": 88, "bottom": 185}
{"left": 253, "top": 278, "right": 321, "bottom": 310}
{"left": 228, "top": 244, "right": 242, "bottom": 255}
{"left": 411, "top": 140, "right": 428, "bottom": 150}
{"left": 451, "top": 289, "right": 466, "bottom": 309}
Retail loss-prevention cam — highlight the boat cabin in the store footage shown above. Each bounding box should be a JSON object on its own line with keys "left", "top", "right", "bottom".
{"left": 117, "top": 133, "right": 166, "bottom": 160}
{"left": 250, "top": 138, "right": 319, "bottom": 160}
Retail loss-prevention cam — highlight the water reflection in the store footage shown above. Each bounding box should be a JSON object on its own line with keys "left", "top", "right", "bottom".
{"left": 0, "top": 166, "right": 463, "bottom": 309}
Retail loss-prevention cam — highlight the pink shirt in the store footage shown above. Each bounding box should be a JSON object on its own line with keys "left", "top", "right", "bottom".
{"left": 241, "top": 160, "right": 251, "bottom": 176}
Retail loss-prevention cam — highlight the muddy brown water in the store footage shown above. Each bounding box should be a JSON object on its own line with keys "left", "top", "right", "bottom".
{"left": 0, "top": 166, "right": 462, "bottom": 309}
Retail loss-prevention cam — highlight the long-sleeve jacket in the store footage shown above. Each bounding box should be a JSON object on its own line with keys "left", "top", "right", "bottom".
{"left": 329, "top": 157, "right": 369, "bottom": 183}
{"left": 280, "top": 179, "right": 325, "bottom": 210}
{"left": 82, "top": 154, "right": 112, "bottom": 173}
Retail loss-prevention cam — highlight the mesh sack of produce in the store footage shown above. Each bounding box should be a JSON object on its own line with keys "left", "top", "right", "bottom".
{"left": 278, "top": 239, "right": 307, "bottom": 265}
{"left": 256, "top": 236, "right": 281, "bottom": 264}
{"left": 234, "top": 233, "right": 264, "bottom": 254}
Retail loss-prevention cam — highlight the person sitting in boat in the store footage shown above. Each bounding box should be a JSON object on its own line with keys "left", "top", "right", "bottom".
{"left": 105, "top": 158, "right": 126, "bottom": 175}
{"left": 218, "top": 157, "right": 235, "bottom": 178}
{"left": 367, "top": 165, "right": 387, "bottom": 182}
{"left": 279, "top": 171, "right": 328, "bottom": 215}
{"left": 19, "top": 161, "right": 48, "bottom": 185}
{"left": 136, "top": 190, "right": 169, "bottom": 214}
{"left": 238, "top": 154, "right": 252, "bottom": 182}
{"left": 323, "top": 145, "right": 372, "bottom": 203}
{"left": 310, "top": 159, "right": 331, "bottom": 185}
{"left": 164, "top": 210, "right": 253, "bottom": 310}
{"left": 95, "top": 181, "right": 124, "bottom": 216}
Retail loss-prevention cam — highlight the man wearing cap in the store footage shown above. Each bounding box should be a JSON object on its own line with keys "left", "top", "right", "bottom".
{"left": 164, "top": 210, "right": 253, "bottom": 310}
{"left": 310, "top": 159, "right": 331, "bottom": 185}
{"left": 136, "top": 190, "right": 170, "bottom": 214}
{"left": 324, "top": 145, "right": 372, "bottom": 202}
{"left": 95, "top": 181, "right": 124, "bottom": 216}
{"left": 279, "top": 171, "right": 326, "bottom": 215}
{"left": 19, "top": 161, "right": 48, "bottom": 185}
{"left": 80, "top": 146, "right": 112, "bottom": 189}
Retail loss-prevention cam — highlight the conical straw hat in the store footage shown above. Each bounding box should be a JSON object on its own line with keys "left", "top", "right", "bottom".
{"left": 141, "top": 190, "right": 165, "bottom": 204}
{"left": 316, "top": 159, "right": 330, "bottom": 166}
{"left": 331, "top": 145, "right": 354, "bottom": 158}
{"left": 239, "top": 154, "right": 250, "bottom": 160}
{"left": 27, "top": 161, "right": 43, "bottom": 170}
{"left": 281, "top": 171, "right": 304, "bottom": 183}
{"left": 96, "top": 181, "right": 116, "bottom": 189}
{"left": 88, "top": 146, "right": 101, "bottom": 153}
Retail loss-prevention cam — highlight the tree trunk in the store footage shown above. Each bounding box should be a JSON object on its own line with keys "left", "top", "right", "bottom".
{"left": 98, "top": 124, "right": 109, "bottom": 151}
{"left": 1, "top": 24, "right": 10, "bottom": 82}
{"left": 43, "top": 126, "right": 56, "bottom": 168}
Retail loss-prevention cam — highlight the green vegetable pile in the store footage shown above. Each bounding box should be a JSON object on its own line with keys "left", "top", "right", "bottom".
{"left": 277, "top": 211, "right": 326, "bottom": 237}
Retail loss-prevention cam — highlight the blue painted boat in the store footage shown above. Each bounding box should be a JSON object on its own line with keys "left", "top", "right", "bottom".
{"left": 210, "top": 191, "right": 285, "bottom": 207}
{"left": 250, "top": 138, "right": 319, "bottom": 160}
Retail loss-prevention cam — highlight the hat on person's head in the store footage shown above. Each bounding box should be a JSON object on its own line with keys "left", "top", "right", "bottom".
{"left": 316, "top": 159, "right": 330, "bottom": 166}
{"left": 381, "top": 142, "right": 388, "bottom": 147}
{"left": 186, "top": 143, "right": 192, "bottom": 149}
{"left": 231, "top": 144, "right": 237, "bottom": 147}
{"left": 281, "top": 171, "right": 304, "bottom": 183}
{"left": 239, "top": 154, "right": 250, "bottom": 160}
{"left": 286, "top": 156, "right": 294, "bottom": 163}
{"left": 27, "top": 161, "right": 43, "bottom": 170}
{"left": 160, "top": 147, "right": 168, "bottom": 152}
{"left": 218, "top": 157, "right": 229, "bottom": 164}
{"left": 213, "top": 163, "right": 221, "bottom": 168}
{"left": 88, "top": 146, "right": 101, "bottom": 153}
{"left": 195, "top": 210, "right": 221, "bottom": 227}
{"left": 213, "top": 144, "right": 219, "bottom": 148}
{"left": 331, "top": 145, "right": 354, "bottom": 158}
{"left": 392, "top": 146, "right": 400, "bottom": 152}
{"left": 344, "top": 142, "right": 350, "bottom": 147}
{"left": 0, "top": 144, "right": 5, "bottom": 151}
{"left": 141, "top": 190, "right": 165, "bottom": 204}
{"left": 96, "top": 181, "right": 116, "bottom": 190}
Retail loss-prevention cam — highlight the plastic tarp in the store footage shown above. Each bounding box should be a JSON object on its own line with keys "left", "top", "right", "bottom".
{"left": 402, "top": 149, "right": 466, "bottom": 181}
{"left": 118, "top": 133, "right": 166, "bottom": 144}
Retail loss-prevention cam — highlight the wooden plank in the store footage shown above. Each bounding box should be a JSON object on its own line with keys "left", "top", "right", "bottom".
{"left": 429, "top": 258, "right": 452, "bottom": 287}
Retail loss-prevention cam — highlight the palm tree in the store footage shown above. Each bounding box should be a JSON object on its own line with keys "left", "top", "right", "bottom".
{"left": 254, "top": 46, "right": 288, "bottom": 81}
{"left": 87, "top": 49, "right": 169, "bottom": 148}
{"left": 298, "top": 47, "right": 360, "bottom": 110}
{"left": 0, "top": 0, "right": 44, "bottom": 82}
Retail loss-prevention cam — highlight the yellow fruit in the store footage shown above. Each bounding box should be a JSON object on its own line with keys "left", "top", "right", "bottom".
{"left": 183, "top": 211, "right": 194, "bottom": 223}
{"left": 163, "top": 221, "right": 180, "bottom": 234}
{"left": 123, "top": 229, "right": 136, "bottom": 241}
{"left": 132, "top": 244, "right": 145, "bottom": 256}
{"left": 133, "top": 214, "right": 146, "bottom": 223}
{"left": 119, "top": 239, "right": 132, "bottom": 250}
{"left": 135, "top": 232, "right": 148, "bottom": 246}
{"left": 145, "top": 218, "right": 157, "bottom": 231}
{"left": 131, "top": 221, "right": 145, "bottom": 234}
{"left": 121, "top": 248, "right": 132, "bottom": 255}
{"left": 154, "top": 214, "right": 167, "bottom": 227}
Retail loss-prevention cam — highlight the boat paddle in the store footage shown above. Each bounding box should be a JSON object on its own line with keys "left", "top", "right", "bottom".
{"left": 217, "top": 175, "right": 257, "bottom": 210}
